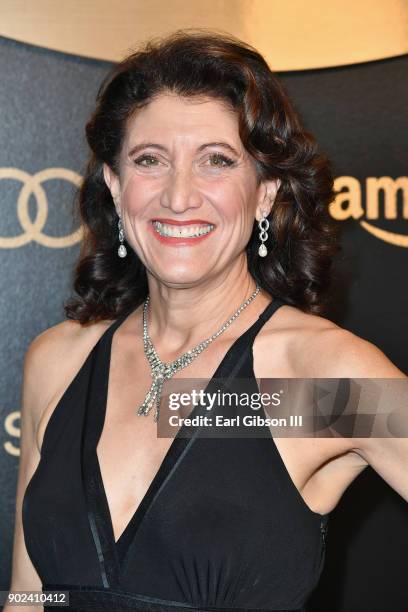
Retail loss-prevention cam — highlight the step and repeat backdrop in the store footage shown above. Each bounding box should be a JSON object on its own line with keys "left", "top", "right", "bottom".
{"left": 0, "top": 2, "right": 407, "bottom": 611}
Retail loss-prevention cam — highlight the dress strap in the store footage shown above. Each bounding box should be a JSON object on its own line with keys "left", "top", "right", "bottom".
{"left": 204, "top": 296, "right": 287, "bottom": 381}
{"left": 258, "top": 297, "right": 287, "bottom": 322}
{"left": 238, "top": 296, "right": 287, "bottom": 347}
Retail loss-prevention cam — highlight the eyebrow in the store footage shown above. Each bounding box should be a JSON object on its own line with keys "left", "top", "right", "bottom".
{"left": 128, "top": 141, "right": 240, "bottom": 157}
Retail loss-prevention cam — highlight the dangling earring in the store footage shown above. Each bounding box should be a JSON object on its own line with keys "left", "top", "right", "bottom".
{"left": 258, "top": 210, "right": 269, "bottom": 257}
{"left": 117, "top": 214, "right": 127, "bottom": 258}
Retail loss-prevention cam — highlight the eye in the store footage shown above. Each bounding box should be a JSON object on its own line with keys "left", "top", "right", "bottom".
{"left": 207, "top": 153, "right": 235, "bottom": 168}
{"left": 133, "top": 154, "right": 160, "bottom": 167}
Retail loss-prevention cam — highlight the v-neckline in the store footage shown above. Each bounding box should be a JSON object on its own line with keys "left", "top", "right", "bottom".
{"left": 81, "top": 298, "right": 282, "bottom": 587}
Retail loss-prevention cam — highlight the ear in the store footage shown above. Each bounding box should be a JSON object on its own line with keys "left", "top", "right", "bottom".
{"left": 103, "top": 163, "right": 121, "bottom": 215}
{"left": 255, "top": 178, "right": 281, "bottom": 222}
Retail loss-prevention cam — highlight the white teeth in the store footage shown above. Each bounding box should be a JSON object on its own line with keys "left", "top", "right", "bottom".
{"left": 153, "top": 221, "right": 214, "bottom": 238}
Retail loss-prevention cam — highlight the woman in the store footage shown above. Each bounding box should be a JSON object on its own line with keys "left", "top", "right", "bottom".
{"left": 9, "top": 30, "right": 407, "bottom": 612}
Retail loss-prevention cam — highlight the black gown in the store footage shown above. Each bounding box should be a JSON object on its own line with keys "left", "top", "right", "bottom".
{"left": 22, "top": 297, "right": 329, "bottom": 611}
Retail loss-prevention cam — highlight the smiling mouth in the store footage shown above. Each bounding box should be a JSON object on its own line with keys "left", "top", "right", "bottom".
{"left": 152, "top": 221, "right": 215, "bottom": 238}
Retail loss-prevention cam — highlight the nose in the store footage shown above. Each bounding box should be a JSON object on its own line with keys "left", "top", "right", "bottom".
{"left": 160, "top": 165, "right": 203, "bottom": 213}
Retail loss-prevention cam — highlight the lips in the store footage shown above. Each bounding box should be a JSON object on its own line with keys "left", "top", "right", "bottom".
{"left": 149, "top": 218, "right": 216, "bottom": 245}
{"left": 151, "top": 218, "right": 214, "bottom": 226}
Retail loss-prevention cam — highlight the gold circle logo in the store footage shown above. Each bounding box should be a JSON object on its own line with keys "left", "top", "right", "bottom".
{"left": 0, "top": 167, "right": 83, "bottom": 248}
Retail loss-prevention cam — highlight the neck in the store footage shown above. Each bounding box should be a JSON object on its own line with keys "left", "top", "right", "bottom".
{"left": 144, "top": 260, "right": 268, "bottom": 355}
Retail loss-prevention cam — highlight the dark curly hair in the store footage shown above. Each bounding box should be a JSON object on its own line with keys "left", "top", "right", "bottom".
{"left": 64, "top": 28, "right": 341, "bottom": 324}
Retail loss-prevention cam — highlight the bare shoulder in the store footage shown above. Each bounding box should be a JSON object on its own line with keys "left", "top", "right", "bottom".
{"left": 24, "top": 316, "right": 115, "bottom": 448}
{"left": 255, "top": 303, "right": 406, "bottom": 378}
{"left": 27, "top": 316, "right": 113, "bottom": 360}
{"left": 25, "top": 317, "right": 113, "bottom": 397}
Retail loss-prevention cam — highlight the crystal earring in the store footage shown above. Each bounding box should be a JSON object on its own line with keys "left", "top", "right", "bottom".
{"left": 258, "top": 210, "right": 269, "bottom": 257}
{"left": 117, "top": 215, "right": 127, "bottom": 258}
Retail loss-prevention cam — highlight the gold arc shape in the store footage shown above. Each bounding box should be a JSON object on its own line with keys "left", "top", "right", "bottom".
{"left": 0, "top": 167, "right": 83, "bottom": 248}
{"left": 359, "top": 221, "right": 408, "bottom": 247}
{"left": 0, "top": 0, "right": 407, "bottom": 70}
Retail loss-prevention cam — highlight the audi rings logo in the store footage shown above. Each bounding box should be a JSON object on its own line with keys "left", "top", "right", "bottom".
{"left": 0, "top": 167, "right": 83, "bottom": 248}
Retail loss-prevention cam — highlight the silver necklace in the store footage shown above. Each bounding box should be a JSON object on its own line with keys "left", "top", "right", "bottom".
{"left": 138, "top": 285, "right": 261, "bottom": 421}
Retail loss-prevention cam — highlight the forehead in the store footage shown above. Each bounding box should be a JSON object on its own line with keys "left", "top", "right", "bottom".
{"left": 125, "top": 92, "right": 240, "bottom": 143}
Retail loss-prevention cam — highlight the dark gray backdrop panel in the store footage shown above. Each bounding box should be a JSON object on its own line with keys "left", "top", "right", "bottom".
{"left": 0, "top": 35, "right": 407, "bottom": 612}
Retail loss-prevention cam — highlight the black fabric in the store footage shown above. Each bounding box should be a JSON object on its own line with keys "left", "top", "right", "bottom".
{"left": 40, "top": 583, "right": 308, "bottom": 612}
{"left": 22, "top": 297, "right": 329, "bottom": 611}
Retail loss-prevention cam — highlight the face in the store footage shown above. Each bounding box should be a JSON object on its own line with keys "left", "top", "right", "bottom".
{"left": 104, "top": 92, "right": 280, "bottom": 287}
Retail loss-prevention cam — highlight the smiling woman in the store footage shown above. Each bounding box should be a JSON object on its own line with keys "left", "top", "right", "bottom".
{"left": 70, "top": 28, "right": 340, "bottom": 322}
{"left": 10, "top": 27, "right": 407, "bottom": 612}
{"left": 102, "top": 92, "right": 286, "bottom": 294}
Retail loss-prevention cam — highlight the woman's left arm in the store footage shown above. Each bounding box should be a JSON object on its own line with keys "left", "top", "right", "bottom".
{"left": 323, "top": 330, "right": 408, "bottom": 503}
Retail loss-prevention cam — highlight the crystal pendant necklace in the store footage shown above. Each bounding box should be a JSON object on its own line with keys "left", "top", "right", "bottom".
{"left": 138, "top": 285, "right": 261, "bottom": 421}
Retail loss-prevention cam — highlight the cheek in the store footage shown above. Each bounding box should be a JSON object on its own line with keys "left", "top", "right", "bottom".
{"left": 121, "top": 175, "right": 153, "bottom": 213}
{"left": 209, "top": 180, "right": 254, "bottom": 221}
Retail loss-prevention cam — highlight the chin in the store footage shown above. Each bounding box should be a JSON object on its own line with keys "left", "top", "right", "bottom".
{"left": 151, "top": 268, "right": 210, "bottom": 288}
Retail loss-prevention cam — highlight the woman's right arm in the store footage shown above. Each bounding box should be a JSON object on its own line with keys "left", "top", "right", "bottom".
{"left": 4, "top": 333, "right": 52, "bottom": 612}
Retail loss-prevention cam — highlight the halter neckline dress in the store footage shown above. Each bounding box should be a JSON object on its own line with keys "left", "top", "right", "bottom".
{"left": 22, "top": 297, "right": 329, "bottom": 612}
